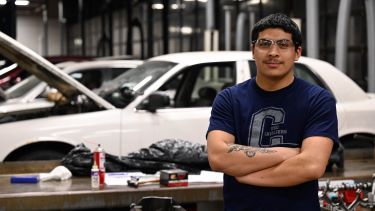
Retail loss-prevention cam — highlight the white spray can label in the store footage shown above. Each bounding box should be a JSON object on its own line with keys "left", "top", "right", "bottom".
{"left": 91, "top": 161, "right": 100, "bottom": 189}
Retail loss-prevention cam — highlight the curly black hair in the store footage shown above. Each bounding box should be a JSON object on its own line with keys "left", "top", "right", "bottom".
{"left": 251, "top": 13, "right": 302, "bottom": 51}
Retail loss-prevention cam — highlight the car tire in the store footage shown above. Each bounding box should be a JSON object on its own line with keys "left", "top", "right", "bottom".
{"left": 326, "top": 143, "right": 344, "bottom": 172}
{"left": 15, "top": 149, "right": 66, "bottom": 161}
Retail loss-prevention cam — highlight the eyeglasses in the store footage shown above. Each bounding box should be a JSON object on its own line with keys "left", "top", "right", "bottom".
{"left": 252, "top": 39, "right": 295, "bottom": 50}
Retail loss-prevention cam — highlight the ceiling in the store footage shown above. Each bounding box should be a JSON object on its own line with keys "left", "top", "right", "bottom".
{"left": 13, "top": 0, "right": 58, "bottom": 18}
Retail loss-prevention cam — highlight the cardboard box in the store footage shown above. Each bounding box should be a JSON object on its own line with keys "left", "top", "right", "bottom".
{"left": 160, "top": 169, "right": 188, "bottom": 187}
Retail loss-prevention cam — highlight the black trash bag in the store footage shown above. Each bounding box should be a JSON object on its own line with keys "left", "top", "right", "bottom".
{"left": 61, "top": 143, "right": 92, "bottom": 176}
{"left": 61, "top": 145, "right": 184, "bottom": 176}
{"left": 326, "top": 142, "right": 345, "bottom": 172}
{"left": 61, "top": 143, "right": 130, "bottom": 176}
{"left": 127, "top": 138, "right": 210, "bottom": 171}
{"left": 61, "top": 139, "right": 210, "bottom": 176}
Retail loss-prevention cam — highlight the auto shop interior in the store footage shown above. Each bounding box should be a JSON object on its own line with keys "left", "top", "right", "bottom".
{"left": 0, "top": 0, "right": 375, "bottom": 210}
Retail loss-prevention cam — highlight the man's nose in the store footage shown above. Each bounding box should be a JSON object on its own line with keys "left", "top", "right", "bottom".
{"left": 267, "top": 44, "right": 280, "bottom": 56}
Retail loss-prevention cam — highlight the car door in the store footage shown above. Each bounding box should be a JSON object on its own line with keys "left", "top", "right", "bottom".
{"left": 138, "top": 61, "right": 238, "bottom": 147}
{"left": 292, "top": 62, "right": 344, "bottom": 132}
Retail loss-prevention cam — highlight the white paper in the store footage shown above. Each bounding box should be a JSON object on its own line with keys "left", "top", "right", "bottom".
{"left": 105, "top": 170, "right": 224, "bottom": 185}
{"left": 188, "top": 170, "right": 223, "bottom": 183}
{"left": 105, "top": 172, "right": 145, "bottom": 186}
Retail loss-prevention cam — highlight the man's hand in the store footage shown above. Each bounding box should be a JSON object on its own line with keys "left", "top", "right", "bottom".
{"left": 235, "top": 136, "right": 333, "bottom": 187}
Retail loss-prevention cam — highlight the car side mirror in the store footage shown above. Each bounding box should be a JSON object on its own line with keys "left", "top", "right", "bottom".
{"left": 140, "top": 92, "right": 170, "bottom": 113}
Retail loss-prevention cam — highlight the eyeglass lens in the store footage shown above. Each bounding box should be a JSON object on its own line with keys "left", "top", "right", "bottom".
{"left": 255, "top": 39, "right": 293, "bottom": 49}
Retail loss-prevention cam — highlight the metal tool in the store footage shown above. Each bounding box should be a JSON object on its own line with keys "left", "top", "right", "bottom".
{"left": 127, "top": 176, "right": 160, "bottom": 188}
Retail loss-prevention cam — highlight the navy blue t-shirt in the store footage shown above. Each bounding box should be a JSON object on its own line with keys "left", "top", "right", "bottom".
{"left": 207, "top": 77, "right": 339, "bottom": 211}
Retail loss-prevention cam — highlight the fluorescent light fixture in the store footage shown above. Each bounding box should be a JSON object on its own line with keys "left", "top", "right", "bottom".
{"left": 15, "top": 0, "right": 29, "bottom": 6}
{"left": 169, "top": 26, "right": 193, "bottom": 35}
{"left": 0, "top": 0, "right": 30, "bottom": 6}
{"left": 74, "top": 38, "right": 82, "bottom": 46}
{"left": 171, "top": 4, "right": 178, "bottom": 9}
{"left": 152, "top": 3, "right": 164, "bottom": 10}
{"left": 181, "top": 27, "right": 193, "bottom": 34}
{"left": 153, "top": 3, "right": 185, "bottom": 10}
{"left": 247, "top": 0, "right": 268, "bottom": 5}
{"left": 184, "top": 0, "right": 207, "bottom": 2}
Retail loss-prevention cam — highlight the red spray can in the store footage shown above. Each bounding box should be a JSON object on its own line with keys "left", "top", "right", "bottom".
{"left": 93, "top": 144, "right": 105, "bottom": 186}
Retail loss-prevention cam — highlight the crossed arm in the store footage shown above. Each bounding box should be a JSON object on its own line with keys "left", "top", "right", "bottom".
{"left": 207, "top": 130, "right": 333, "bottom": 187}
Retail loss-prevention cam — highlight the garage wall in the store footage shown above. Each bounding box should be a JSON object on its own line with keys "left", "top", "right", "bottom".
{"left": 16, "top": 15, "right": 61, "bottom": 56}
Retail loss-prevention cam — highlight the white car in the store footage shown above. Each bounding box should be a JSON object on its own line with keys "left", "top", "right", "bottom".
{"left": 0, "top": 32, "right": 373, "bottom": 169}
{"left": 0, "top": 60, "right": 142, "bottom": 120}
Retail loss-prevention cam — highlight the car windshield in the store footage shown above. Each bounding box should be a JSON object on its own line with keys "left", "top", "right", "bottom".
{"left": 97, "top": 60, "right": 176, "bottom": 108}
{"left": 5, "top": 75, "right": 42, "bottom": 99}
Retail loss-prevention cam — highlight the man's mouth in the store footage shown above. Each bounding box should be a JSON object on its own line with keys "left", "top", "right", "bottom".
{"left": 264, "top": 59, "right": 282, "bottom": 64}
{"left": 264, "top": 60, "right": 282, "bottom": 68}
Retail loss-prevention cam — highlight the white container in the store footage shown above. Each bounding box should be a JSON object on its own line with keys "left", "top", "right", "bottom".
{"left": 91, "top": 161, "right": 100, "bottom": 189}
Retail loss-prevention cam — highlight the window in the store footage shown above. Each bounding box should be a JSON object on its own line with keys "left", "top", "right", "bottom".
{"left": 248, "top": 61, "right": 327, "bottom": 90}
{"left": 157, "top": 62, "right": 236, "bottom": 108}
{"left": 294, "top": 63, "right": 326, "bottom": 88}
{"left": 70, "top": 70, "right": 103, "bottom": 90}
{"left": 249, "top": 61, "right": 257, "bottom": 77}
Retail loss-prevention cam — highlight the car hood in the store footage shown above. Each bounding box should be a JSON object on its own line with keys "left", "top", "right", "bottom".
{"left": 0, "top": 31, "right": 115, "bottom": 109}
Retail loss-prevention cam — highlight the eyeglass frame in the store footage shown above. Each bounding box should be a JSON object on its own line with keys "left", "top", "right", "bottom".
{"left": 251, "top": 38, "right": 300, "bottom": 51}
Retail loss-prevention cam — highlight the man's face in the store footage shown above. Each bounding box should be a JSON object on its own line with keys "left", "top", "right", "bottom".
{"left": 252, "top": 28, "right": 301, "bottom": 81}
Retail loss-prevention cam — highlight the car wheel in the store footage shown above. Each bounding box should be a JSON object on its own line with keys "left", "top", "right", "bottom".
{"left": 15, "top": 149, "right": 66, "bottom": 161}
{"left": 327, "top": 143, "right": 344, "bottom": 171}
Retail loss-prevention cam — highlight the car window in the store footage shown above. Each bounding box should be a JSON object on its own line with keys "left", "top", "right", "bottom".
{"left": 294, "top": 63, "right": 326, "bottom": 87}
{"left": 99, "top": 61, "right": 176, "bottom": 108}
{"left": 156, "top": 62, "right": 236, "bottom": 108}
{"left": 6, "top": 68, "right": 111, "bottom": 99}
{"left": 110, "top": 68, "right": 131, "bottom": 79}
{"left": 249, "top": 61, "right": 257, "bottom": 77}
{"left": 70, "top": 70, "right": 102, "bottom": 90}
{"left": 248, "top": 61, "right": 326, "bottom": 89}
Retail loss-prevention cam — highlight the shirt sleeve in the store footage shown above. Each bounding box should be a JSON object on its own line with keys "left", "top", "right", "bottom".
{"left": 303, "top": 89, "right": 339, "bottom": 149}
{"left": 207, "top": 89, "right": 236, "bottom": 138}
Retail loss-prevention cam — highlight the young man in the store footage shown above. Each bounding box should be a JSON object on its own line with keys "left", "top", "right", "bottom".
{"left": 207, "top": 13, "right": 339, "bottom": 211}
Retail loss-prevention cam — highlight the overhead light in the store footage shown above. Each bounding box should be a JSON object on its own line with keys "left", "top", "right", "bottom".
{"left": 152, "top": 3, "right": 163, "bottom": 10}
{"left": 153, "top": 3, "right": 185, "bottom": 10}
{"left": 74, "top": 38, "right": 82, "bottom": 46}
{"left": 247, "top": 0, "right": 268, "bottom": 5}
{"left": 169, "top": 26, "right": 193, "bottom": 35}
{"left": 181, "top": 27, "right": 193, "bottom": 34}
{"left": 15, "top": 0, "right": 29, "bottom": 6}
{"left": 0, "top": 0, "right": 30, "bottom": 6}
{"left": 184, "top": 0, "right": 207, "bottom": 2}
{"left": 171, "top": 4, "right": 178, "bottom": 9}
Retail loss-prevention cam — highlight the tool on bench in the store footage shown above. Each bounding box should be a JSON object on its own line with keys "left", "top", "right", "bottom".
{"left": 127, "top": 176, "right": 160, "bottom": 188}
{"left": 127, "top": 169, "right": 189, "bottom": 188}
{"left": 10, "top": 175, "right": 39, "bottom": 184}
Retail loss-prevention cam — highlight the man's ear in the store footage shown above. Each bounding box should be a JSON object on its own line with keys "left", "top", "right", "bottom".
{"left": 294, "top": 46, "right": 302, "bottom": 61}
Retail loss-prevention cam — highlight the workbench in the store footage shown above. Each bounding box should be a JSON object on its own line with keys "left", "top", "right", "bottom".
{"left": 0, "top": 160, "right": 223, "bottom": 211}
{"left": 0, "top": 159, "right": 374, "bottom": 210}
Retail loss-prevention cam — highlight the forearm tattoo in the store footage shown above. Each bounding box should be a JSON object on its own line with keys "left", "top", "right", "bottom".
{"left": 227, "top": 143, "right": 276, "bottom": 158}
